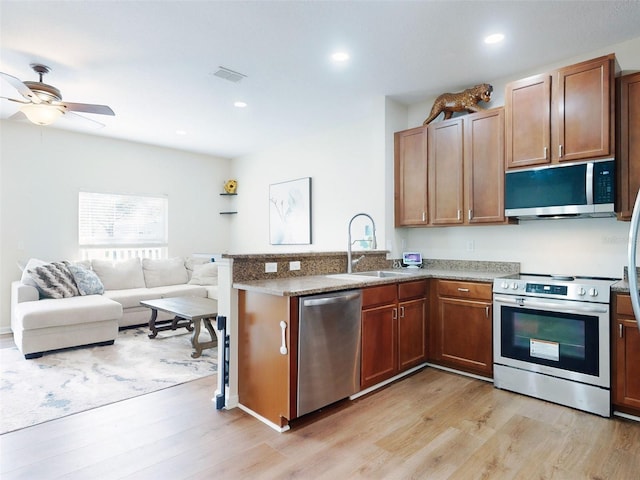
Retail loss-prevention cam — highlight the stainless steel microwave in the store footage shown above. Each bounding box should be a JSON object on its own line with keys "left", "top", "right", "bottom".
{"left": 505, "top": 159, "right": 615, "bottom": 219}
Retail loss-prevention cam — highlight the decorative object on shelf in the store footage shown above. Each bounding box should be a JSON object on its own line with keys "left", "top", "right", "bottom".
{"left": 422, "top": 83, "right": 493, "bottom": 125}
{"left": 223, "top": 179, "right": 238, "bottom": 194}
{"left": 269, "top": 177, "right": 312, "bottom": 245}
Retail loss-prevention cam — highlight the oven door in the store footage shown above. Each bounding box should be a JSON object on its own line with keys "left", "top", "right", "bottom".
{"left": 493, "top": 294, "right": 610, "bottom": 388}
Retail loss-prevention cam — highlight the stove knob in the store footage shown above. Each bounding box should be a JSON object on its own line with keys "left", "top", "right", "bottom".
{"left": 578, "top": 287, "right": 586, "bottom": 296}
{"left": 589, "top": 288, "right": 598, "bottom": 297}
{"left": 501, "top": 281, "right": 509, "bottom": 289}
{"left": 511, "top": 282, "right": 519, "bottom": 290}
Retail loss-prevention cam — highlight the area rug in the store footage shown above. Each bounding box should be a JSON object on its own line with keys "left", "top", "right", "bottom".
{"left": 0, "top": 327, "right": 217, "bottom": 434}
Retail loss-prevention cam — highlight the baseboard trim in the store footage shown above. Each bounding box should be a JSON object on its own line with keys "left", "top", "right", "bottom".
{"left": 237, "top": 403, "right": 290, "bottom": 433}
{"left": 0, "top": 327, "right": 13, "bottom": 336}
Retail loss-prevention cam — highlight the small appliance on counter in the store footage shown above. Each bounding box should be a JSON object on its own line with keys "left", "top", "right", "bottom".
{"left": 402, "top": 252, "right": 422, "bottom": 268}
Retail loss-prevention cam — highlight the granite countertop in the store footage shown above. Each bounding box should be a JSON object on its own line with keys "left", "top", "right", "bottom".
{"left": 612, "top": 279, "right": 633, "bottom": 293}
{"left": 233, "top": 267, "right": 511, "bottom": 297}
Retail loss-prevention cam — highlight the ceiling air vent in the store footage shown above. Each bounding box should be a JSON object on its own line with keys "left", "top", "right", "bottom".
{"left": 213, "top": 66, "right": 247, "bottom": 83}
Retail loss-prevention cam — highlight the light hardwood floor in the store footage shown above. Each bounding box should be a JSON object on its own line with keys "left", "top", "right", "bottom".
{"left": 1, "top": 363, "right": 639, "bottom": 479}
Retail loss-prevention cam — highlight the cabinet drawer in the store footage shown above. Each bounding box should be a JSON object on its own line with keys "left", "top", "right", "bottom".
{"left": 616, "top": 294, "right": 634, "bottom": 317}
{"left": 437, "top": 280, "right": 492, "bottom": 300}
{"left": 362, "top": 284, "right": 397, "bottom": 308}
{"left": 398, "top": 279, "right": 427, "bottom": 301}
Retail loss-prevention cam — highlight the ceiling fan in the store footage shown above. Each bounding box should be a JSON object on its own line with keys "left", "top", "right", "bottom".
{"left": 0, "top": 63, "right": 115, "bottom": 126}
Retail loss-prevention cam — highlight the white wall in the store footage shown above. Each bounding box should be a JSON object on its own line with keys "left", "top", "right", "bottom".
{"left": 0, "top": 122, "right": 231, "bottom": 331}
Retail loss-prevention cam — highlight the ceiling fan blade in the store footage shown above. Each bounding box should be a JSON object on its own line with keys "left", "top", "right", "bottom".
{"left": 61, "top": 102, "right": 115, "bottom": 116}
{"left": 64, "top": 111, "right": 106, "bottom": 128}
{"left": 0, "top": 95, "right": 30, "bottom": 104}
{"left": 0, "top": 72, "right": 42, "bottom": 103}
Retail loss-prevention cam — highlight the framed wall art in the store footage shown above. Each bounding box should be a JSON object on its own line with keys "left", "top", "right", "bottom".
{"left": 269, "top": 177, "right": 312, "bottom": 245}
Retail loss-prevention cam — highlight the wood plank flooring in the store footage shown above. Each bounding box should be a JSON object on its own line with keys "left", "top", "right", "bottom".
{"left": 2, "top": 363, "right": 639, "bottom": 479}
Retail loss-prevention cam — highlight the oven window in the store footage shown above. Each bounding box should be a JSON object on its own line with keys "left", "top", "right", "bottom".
{"left": 500, "top": 306, "right": 599, "bottom": 376}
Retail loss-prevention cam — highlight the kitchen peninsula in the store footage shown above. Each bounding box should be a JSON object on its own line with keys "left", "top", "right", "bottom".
{"left": 229, "top": 253, "right": 519, "bottom": 430}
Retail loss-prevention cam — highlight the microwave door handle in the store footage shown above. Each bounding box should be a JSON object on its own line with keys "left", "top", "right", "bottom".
{"left": 586, "top": 162, "right": 594, "bottom": 205}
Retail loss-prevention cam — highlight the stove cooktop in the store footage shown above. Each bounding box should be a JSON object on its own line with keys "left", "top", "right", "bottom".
{"left": 492, "top": 273, "right": 619, "bottom": 303}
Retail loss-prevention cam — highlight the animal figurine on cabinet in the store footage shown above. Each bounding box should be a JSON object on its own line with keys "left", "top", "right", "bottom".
{"left": 422, "top": 83, "right": 493, "bottom": 125}
{"left": 223, "top": 179, "right": 238, "bottom": 194}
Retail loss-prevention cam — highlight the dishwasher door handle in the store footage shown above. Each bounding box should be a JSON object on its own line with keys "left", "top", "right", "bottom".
{"left": 302, "top": 291, "right": 361, "bottom": 307}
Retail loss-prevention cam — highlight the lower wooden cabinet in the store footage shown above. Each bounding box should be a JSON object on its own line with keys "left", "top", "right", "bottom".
{"left": 612, "top": 294, "right": 640, "bottom": 415}
{"left": 431, "top": 279, "right": 493, "bottom": 377}
{"left": 361, "top": 280, "right": 427, "bottom": 389}
{"left": 238, "top": 290, "right": 298, "bottom": 428}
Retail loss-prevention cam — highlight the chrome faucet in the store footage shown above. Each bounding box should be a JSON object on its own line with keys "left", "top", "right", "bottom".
{"left": 347, "top": 213, "right": 377, "bottom": 273}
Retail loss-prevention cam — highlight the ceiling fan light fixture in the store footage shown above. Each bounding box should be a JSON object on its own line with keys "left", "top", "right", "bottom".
{"left": 21, "top": 104, "right": 63, "bottom": 125}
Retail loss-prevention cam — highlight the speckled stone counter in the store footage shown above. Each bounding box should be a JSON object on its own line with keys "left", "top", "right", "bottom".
{"left": 232, "top": 258, "right": 520, "bottom": 297}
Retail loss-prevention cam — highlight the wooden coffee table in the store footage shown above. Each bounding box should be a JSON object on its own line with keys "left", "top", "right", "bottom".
{"left": 140, "top": 296, "right": 218, "bottom": 358}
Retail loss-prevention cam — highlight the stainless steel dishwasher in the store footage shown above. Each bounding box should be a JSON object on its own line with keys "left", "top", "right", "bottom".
{"left": 297, "top": 289, "right": 362, "bottom": 417}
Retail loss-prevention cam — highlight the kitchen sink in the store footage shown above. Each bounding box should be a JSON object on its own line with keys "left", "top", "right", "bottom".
{"left": 327, "top": 270, "right": 414, "bottom": 280}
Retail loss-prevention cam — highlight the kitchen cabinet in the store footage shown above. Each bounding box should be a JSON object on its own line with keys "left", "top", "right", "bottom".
{"left": 505, "top": 54, "right": 615, "bottom": 169}
{"left": 238, "top": 290, "right": 298, "bottom": 428}
{"left": 394, "top": 126, "right": 428, "bottom": 226}
{"left": 431, "top": 279, "right": 493, "bottom": 377}
{"left": 361, "top": 280, "right": 427, "bottom": 389}
{"left": 616, "top": 72, "right": 640, "bottom": 220}
{"left": 612, "top": 293, "right": 640, "bottom": 415}
{"left": 428, "top": 108, "right": 507, "bottom": 225}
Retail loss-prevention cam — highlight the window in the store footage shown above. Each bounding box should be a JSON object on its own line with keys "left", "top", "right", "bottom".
{"left": 79, "top": 191, "right": 168, "bottom": 260}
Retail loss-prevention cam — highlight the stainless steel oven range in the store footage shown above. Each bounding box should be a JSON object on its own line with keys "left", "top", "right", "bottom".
{"left": 493, "top": 274, "right": 617, "bottom": 417}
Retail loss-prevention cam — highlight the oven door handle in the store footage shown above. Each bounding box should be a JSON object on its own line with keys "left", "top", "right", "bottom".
{"left": 493, "top": 295, "right": 609, "bottom": 314}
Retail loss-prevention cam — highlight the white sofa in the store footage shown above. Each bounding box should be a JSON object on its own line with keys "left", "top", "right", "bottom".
{"left": 11, "top": 256, "right": 219, "bottom": 359}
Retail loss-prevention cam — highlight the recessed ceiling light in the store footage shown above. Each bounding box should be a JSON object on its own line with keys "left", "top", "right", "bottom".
{"left": 234, "top": 101, "right": 247, "bottom": 108}
{"left": 484, "top": 33, "right": 505, "bottom": 44}
{"left": 331, "top": 51, "right": 350, "bottom": 62}
{"left": 175, "top": 130, "right": 187, "bottom": 136}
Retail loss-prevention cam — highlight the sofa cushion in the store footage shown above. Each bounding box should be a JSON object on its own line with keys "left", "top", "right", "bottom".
{"left": 185, "top": 256, "right": 212, "bottom": 280}
{"left": 103, "top": 288, "right": 166, "bottom": 309}
{"left": 28, "top": 262, "right": 80, "bottom": 299}
{"left": 152, "top": 284, "right": 208, "bottom": 298}
{"left": 15, "top": 295, "right": 122, "bottom": 330}
{"left": 67, "top": 264, "right": 105, "bottom": 295}
{"left": 91, "top": 258, "right": 145, "bottom": 290}
{"left": 142, "top": 257, "right": 188, "bottom": 288}
{"left": 188, "top": 262, "right": 218, "bottom": 285}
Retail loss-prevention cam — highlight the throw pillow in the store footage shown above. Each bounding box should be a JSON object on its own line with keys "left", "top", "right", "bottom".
{"left": 142, "top": 257, "right": 188, "bottom": 288}
{"left": 19, "top": 258, "right": 48, "bottom": 287}
{"left": 188, "top": 262, "right": 219, "bottom": 286}
{"left": 91, "top": 258, "right": 146, "bottom": 290}
{"left": 185, "top": 256, "right": 212, "bottom": 280}
{"left": 67, "top": 264, "right": 105, "bottom": 295}
{"left": 28, "top": 261, "right": 80, "bottom": 299}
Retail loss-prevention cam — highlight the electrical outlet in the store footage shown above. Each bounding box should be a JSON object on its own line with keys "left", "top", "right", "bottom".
{"left": 466, "top": 240, "right": 475, "bottom": 252}
{"left": 265, "top": 262, "right": 278, "bottom": 273}
{"left": 289, "top": 261, "right": 301, "bottom": 271}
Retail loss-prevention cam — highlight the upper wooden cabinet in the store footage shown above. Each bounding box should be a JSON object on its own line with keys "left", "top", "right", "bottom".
{"left": 394, "top": 126, "right": 428, "bottom": 226}
{"left": 428, "top": 108, "right": 507, "bottom": 225}
{"left": 505, "top": 54, "right": 616, "bottom": 169}
{"left": 616, "top": 72, "right": 640, "bottom": 220}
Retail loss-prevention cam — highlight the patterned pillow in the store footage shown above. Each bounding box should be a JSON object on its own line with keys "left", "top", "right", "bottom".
{"left": 67, "top": 264, "right": 105, "bottom": 295}
{"left": 27, "top": 262, "right": 80, "bottom": 299}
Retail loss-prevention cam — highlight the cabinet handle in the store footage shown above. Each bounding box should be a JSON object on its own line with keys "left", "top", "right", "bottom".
{"left": 400, "top": 306, "right": 405, "bottom": 318}
{"left": 457, "top": 210, "right": 461, "bottom": 221}
{"left": 559, "top": 144, "right": 563, "bottom": 158}
{"left": 544, "top": 146, "right": 548, "bottom": 159}
{"left": 392, "top": 308, "right": 398, "bottom": 320}
{"left": 457, "top": 288, "right": 470, "bottom": 292}
{"left": 619, "top": 323, "right": 623, "bottom": 339}
{"left": 468, "top": 209, "right": 472, "bottom": 220}
{"left": 485, "top": 306, "right": 490, "bottom": 318}
{"left": 422, "top": 211, "right": 426, "bottom": 222}
{"left": 279, "top": 321, "right": 288, "bottom": 355}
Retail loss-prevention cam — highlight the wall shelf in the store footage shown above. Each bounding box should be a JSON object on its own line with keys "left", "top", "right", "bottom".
{"left": 220, "top": 192, "right": 237, "bottom": 214}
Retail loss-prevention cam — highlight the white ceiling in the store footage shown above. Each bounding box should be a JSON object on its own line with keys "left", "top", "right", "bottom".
{"left": 1, "top": 1, "right": 640, "bottom": 159}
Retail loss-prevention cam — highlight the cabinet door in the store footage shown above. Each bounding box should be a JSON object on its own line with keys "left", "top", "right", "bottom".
{"left": 429, "top": 118, "right": 464, "bottom": 224}
{"left": 505, "top": 73, "right": 551, "bottom": 169}
{"left": 361, "top": 305, "right": 397, "bottom": 388}
{"left": 465, "top": 108, "right": 505, "bottom": 224}
{"left": 398, "top": 298, "right": 426, "bottom": 371}
{"left": 437, "top": 297, "right": 492, "bottom": 377}
{"left": 238, "top": 291, "right": 295, "bottom": 427}
{"left": 617, "top": 72, "right": 640, "bottom": 220}
{"left": 554, "top": 55, "right": 613, "bottom": 162}
{"left": 394, "top": 126, "right": 428, "bottom": 226}
{"left": 614, "top": 318, "right": 640, "bottom": 411}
